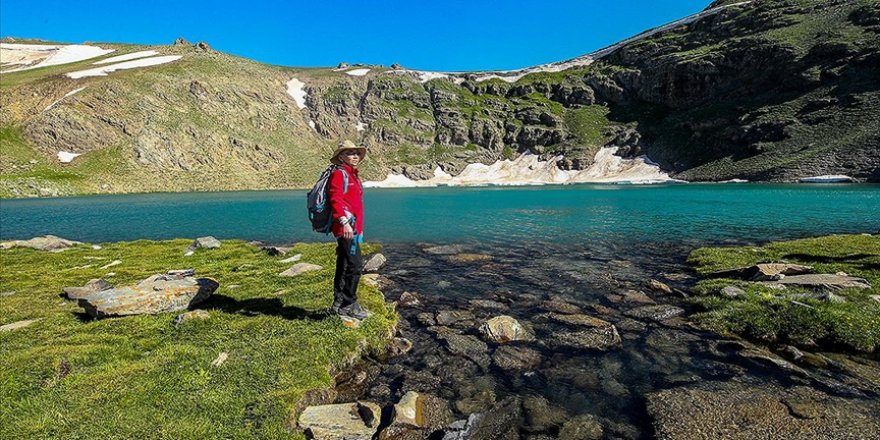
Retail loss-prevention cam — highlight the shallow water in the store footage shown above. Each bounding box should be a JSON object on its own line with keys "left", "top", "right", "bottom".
{"left": 2, "top": 184, "right": 879, "bottom": 438}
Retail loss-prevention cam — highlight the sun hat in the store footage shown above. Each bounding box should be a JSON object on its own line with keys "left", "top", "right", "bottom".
{"left": 330, "top": 140, "right": 367, "bottom": 165}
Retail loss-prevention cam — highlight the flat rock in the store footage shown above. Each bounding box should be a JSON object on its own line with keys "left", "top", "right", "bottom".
{"left": 279, "top": 254, "right": 303, "bottom": 263}
{"left": 446, "top": 253, "right": 493, "bottom": 263}
{"left": 0, "top": 235, "right": 82, "bottom": 252}
{"left": 62, "top": 278, "right": 113, "bottom": 300}
{"left": 710, "top": 263, "right": 814, "bottom": 281}
{"left": 492, "top": 345, "right": 542, "bottom": 371}
{"left": 437, "top": 333, "right": 490, "bottom": 370}
{"left": 624, "top": 304, "right": 685, "bottom": 321}
{"left": 423, "top": 244, "right": 466, "bottom": 255}
{"left": 468, "top": 299, "right": 508, "bottom": 310}
{"left": 436, "top": 310, "right": 474, "bottom": 326}
{"left": 190, "top": 236, "right": 221, "bottom": 249}
{"left": 721, "top": 285, "right": 745, "bottom": 298}
{"left": 539, "top": 299, "right": 581, "bottom": 314}
{"left": 646, "top": 279, "right": 673, "bottom": 294}
{"left": 298, "top": 401, "right": 381, "bottom": 440}
{"left": 549, "top": 313, "right": 612, "bottom": 328}
{"left": 279, "top": 263, "right": 323, "bottom": 277}
{"left": 550, "top": 324, "right": 622, "bottom": 352}
{"left": 480, "top": 315, "right": 533, "bottom": 343}
{"left": 763, "top": 274, "right": 871, "bottom": 290}
{"left": 0, "top": 318, "right": 42, "bottom": 332}
{"left": 619, "top": 289, "right": 655, "bottom": 304}
{"left": 363, "top": 253, "right": 387, "bottom": 272}
{"left": 77, "top": 271, "right": 219, "bottom": 318}
{"left": 647, "top": 382, "right": 880, "bottom": 440}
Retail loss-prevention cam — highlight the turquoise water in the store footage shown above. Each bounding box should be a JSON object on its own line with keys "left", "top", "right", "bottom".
{"left": 1, "top": 184, "right": 878, "bottom": 244}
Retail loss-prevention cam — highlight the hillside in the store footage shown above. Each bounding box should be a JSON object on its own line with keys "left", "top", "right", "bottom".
{"left": 1, "top": 0, "right": 878, "bottom": 197}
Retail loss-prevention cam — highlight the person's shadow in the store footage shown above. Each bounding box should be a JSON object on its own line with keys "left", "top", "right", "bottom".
{"left": 204, "top": 294, "right": 329, "bottom": 321}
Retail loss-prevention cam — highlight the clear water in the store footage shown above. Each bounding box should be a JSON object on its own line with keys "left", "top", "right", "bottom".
{"left": 2, "top": 184, "right": 879, "bottom": 439}
{"left": 1, "top": 184, "right": 878, "bottom": 243}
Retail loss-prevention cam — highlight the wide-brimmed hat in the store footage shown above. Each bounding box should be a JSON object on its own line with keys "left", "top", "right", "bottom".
{"left": 330, "top": 140, "right": 367, "bottom": 165}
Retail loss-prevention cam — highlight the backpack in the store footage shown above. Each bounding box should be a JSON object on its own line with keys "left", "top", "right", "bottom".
{"left": 307, "top": 165, "right": 348, "bottom": 233}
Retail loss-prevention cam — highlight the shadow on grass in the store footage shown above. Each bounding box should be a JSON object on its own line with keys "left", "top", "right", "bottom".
{"left": 204, "top": 293, "right": 329, "bottom": 321}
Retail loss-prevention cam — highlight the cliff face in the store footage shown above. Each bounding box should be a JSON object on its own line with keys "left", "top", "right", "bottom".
{"left": 1, "top": 0, "right": 878, "bottom": 197}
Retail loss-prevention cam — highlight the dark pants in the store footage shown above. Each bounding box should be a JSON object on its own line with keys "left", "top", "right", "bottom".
{"left": 333, "top": 237, "right": 362, "bottom": 308}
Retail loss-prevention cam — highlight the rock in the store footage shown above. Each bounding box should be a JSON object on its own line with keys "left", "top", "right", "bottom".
{"left": 416, "top": 313, "right": 436, "bottom": 326}
{"left": 0, "top": 235, "right": 82, "bottom": 252}
{"left": 386, "top": 337, "right": 413, "bottom": 357}
{"left": 436, "top": 310, "right": 474, "bottom": 326}
{"left": 550, "top": 324, "right": 621, "bottom": 351}
{"left": 298, "top": 401, "right": 381, "bottom": 440}
{"left": 522, "top": 395, "right": 567, "bottom": 432}
{"left": 184, "top": 250, "right": 195, "bottom": 257}
{"left": 334, "top": 363, "right": 381, "bottom": 402}
{"left": 279, "top": 263, "right": 323, "bottom": 277}
{"left": 764, "top": 274, "right": 871, "bottom": 290}
{"left": 279, "top": 254, "right": 303, "bottom": 263}
{"left": 468, "top": 299, "right": 508, "bottom": 310}
{"left": 190, "top": 236, "right": 221, "bottom": 249}
{"left": 646, "top": 279, "right": 673, "bottom": 294}
{"left": 0, "top": 318, "right": 42, "bottom": 332}
{"left": 261, "top": 245, "right": 290, "bottom": 256}
{"left": 340, "top": 316, "right": 361, "bottom": 328}
{"left": 548, "top": 313, "right": 612, "bottom": 328}
{"left": 100, "top": 260, "right": 121, "bottom": 269}
{"left": 173, "top": 309, "right": 210, "bottom": 327}
{"left": 77, "top": 271, "right": 219, "bottom": 318}
{"left": 399, "top": 291, "right": 421, "bottom": 307}
{"left": 167, "top": 269, "right": 196, "bottom": 277}
{"left": 558, "top": 414, "right": 603, "bottom": 440}
{"left": 423, "top": 244, "right": 466, "bottom": 255}
{"left": 391, "top": 391, "right": 425, "bottom": 427}
{"left": 710, "top": 263, "right": 814, "bottom": 281}
{"left": 210, "top": 352, "right": 228, "bottom": 367}
{"left": 361, "top": 274, "right": 380, "bottom": 287}
{"left": 479, "top": 315, "right": 533, "bottom": 343}
{"left": 618, "top": 289, "right": 655, "bottom": 304}
{"left": 441, "top": 414, "right": 482, "bottom": 440}
{"left": 624, "top": 304, "right": 685, "bottom": 321}
{"left": 446, "top": 253, "right": 493, "bottom": 263}
{"left": 492, "top": 345, "right": 541, "bottom": 371}
{"left": 363, "top": 253, "right": 387, "bottom": 272}
{"left": 0, "top": 291, "right": 15, "bottom": 297}
{"left": 736, "top": 348, "right": 809, "bottom": 377}
{"left": 647, "top": 382, "right": 880, "bottom": 439}
{"left": 539, "top": 299, "right": 581, "bottom": 314}
{"left": 721, "top": 285, "right": 745, "bottom": 298}
{"left": 438, "top": 333, "right": 490, "bottom": 370}
{"left": 466, "top": 397, "right": 521, "bottom": 440}
{"left": 62, "top": 278, "right": 113, "bottom": 300}
{"left": 382, "top": 392, "right": 454, "bottom": 439}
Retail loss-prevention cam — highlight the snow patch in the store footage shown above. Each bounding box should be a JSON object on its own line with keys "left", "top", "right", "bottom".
{"left": 66, "top": 55, "right": 182, "bottom": 79}
{"left": 1, "top": 43, "right": 114, "bottom": 72}
{"left": 356, "top": 121, "right": 367, "bottom": 132}
{"left": 43, "top": 87, "right": 86, "bottom": 111}
{"left": 57, "top": 151, "right": 81, "bottom": 163}
{"left": 345, "top": 68, "right": 370, "bottom": 76}
{"left": 285, "top": 77, "right": 308, "bottom": 109}
{"left": 94, "top": 50, "right": 158, "bottom": 64}
{"left": 798, "top": 175, "right": 854, "bottom": 183}
{"left": 365, "top": 147, "right": 681, "bottom": 188}
{"left": 308, "top": 120, "right": 317, "bottom": 131}
{"left": 719, "top": 178, "right": 749, "bottom": 183}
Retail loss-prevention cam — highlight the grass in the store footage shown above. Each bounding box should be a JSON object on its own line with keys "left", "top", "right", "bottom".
{"left": 687, "top": 234, "right": 880, "bottom": 353}
{"left": 0, "top": 239, "right": 397, "bottom": 439}
{"left": 564, "top": 105, "right": 611, "bottom": 146}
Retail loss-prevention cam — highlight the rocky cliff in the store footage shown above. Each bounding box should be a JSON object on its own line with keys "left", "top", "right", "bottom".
{"left": 1, "top": 0, "right": 878, "bottom": 197}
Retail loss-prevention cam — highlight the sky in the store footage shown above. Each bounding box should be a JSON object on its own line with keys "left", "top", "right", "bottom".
{"left": 0, "top": 0, "right": 710, "bottom": 71}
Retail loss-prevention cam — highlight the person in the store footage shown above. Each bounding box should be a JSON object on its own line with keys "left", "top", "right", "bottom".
{"left": 327, "top": 140, "right": 370, "bottom": 320}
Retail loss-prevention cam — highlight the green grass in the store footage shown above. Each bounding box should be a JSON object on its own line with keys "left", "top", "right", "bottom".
{"left": 687, "top": 234, "right": 880, "bottom": 352}
{"left": 0, "top": 240, "right": 397, "bottom": 439}
{"left": 564, "top": 105, "right": 611, "bottom": 146}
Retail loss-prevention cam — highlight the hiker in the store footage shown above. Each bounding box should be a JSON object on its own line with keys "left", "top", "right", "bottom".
{"left": 327, "top": 140, "right": 369, "bottom": 319}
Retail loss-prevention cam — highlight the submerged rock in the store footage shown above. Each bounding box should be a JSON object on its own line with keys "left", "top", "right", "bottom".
{"left": 646, "top": 279, "right": 673, "bottom": 294}
{"left": 62, "top": 278, "right": 112, "bottom": 300}
{"left": 437, "top": 332, "right": 490, "bottom": 370}
{"left": 77, "top": 271, "right": 219, "bottom": 318}
{"left": 436, "top": 310, "right": 475, "bottom": 326}
{"left": 550, "top": 324, "right": 622, "bottom": 352}
{"left": 298, "top": 401, "right": 381, "bottom": 440}
{"left": 480, "top": 315, "right": 533, "bottom": 343}
{"left": 624, "top": 304, "right": 685, "bottom": 321}
{"left": 492, "top": 345, "right": 542, "bottom": 371}
{"left": 646, "top": 382, "right": 880, "bottom": 439}
{"left": 0, "top": 235, "right": 83, "bottom": 252}
{"left": 423, "top": 244, "right": 466, "bottom": 255}
{"left": 558, "top": 414, "right": 603, "bottom": 440}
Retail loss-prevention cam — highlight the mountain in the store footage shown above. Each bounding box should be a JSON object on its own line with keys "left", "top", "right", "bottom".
{"left": 1, "top": 0, "right": 878, "bottom": 197}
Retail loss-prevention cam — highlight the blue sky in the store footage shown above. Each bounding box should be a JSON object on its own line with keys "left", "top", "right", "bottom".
{"left": 1, "top": 0, "right": 709, "bottom": 71}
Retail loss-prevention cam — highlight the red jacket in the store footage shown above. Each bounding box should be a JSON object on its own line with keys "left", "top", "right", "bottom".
{"left": 327, "top": 164, "right": 364, "bottom": 237}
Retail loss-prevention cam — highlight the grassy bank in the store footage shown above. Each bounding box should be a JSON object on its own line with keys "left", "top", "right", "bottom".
{"left": 0, "top": 240, "right": 397, "bottom": 439}
{"left": 687, "top": 234, "right": 880, "bottom": 353}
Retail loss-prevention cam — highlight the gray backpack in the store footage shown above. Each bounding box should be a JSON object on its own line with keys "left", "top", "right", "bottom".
{"left": 307, "top": 165, "right": 348, "bottom": 233}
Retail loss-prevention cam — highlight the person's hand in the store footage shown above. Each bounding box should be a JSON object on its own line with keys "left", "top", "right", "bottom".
{"left": 343, "top": 223, "right": 354, "bottom": 240}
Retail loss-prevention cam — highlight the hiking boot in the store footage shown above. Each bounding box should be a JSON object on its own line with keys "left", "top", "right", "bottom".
{"left": 340, "top": 302, "right": 370, "bottom": 320}
{"left": 328, "top": 297, "right": 343, "bottom": 315}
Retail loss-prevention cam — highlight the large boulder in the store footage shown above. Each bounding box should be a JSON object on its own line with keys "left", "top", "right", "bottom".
{"left": 0, "top": 235, "right": 82, "bottom": 252}
{"left": 298, "top": 401, "right": 382, "bottom": 440}
{"left": 77, "top": 270, "right": 219, "bottom": 318}
{"left": 479, "top": 316, "right": 533, "bottom": 343}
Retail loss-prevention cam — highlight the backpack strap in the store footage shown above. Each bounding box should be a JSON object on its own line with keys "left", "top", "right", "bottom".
{"left": 338, "top": 167, "right": 349, "bottom": 194}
